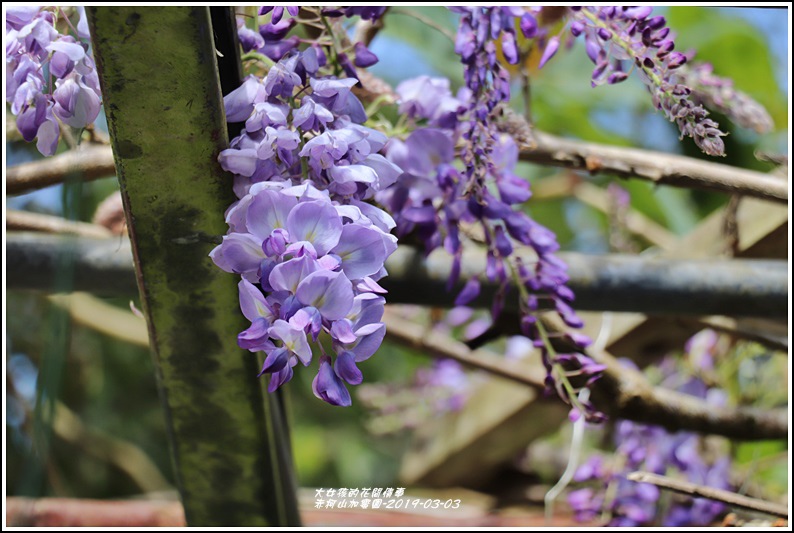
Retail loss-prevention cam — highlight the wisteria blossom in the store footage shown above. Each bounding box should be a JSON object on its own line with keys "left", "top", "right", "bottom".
{"left": 569, "top": 347, "right": 733, "bottom": 526}
{"left": 6, "top": 6, "right": 101, "bottom": 155}
{"left": 211, "top": 48, "right": 398, "bottom": 406}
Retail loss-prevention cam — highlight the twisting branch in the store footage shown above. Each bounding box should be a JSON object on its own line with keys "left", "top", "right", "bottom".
{"left": 586, "top": 344, "right": 787, "bottom": 440}
{"left": 520, "top": 131, "right": 788, "bottom": 204}
{"left": 6, "top": 145, "right": 116, "bottom": 196}
{"left": 627, "top": 471, "right": 788, "bottom": 518}
{"left": 385, "top": 309, "right": 787, "bottom": 441}
{"left": 383, "top": 309, "right": 544, "bottom": 390}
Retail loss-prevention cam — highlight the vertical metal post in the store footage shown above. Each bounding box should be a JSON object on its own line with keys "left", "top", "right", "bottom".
{"left": 87, "top": 7, "right": 300, "bottom": 526}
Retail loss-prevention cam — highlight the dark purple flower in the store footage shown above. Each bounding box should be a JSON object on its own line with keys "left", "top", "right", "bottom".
{"left": 312, "top": 355, "right": 351, "bottom": 406}
{"left": 353, "top": 42, "right": 379, "bottom": 68}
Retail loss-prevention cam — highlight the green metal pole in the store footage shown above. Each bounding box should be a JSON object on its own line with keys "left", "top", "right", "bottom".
{"left": 87, "top": 7, "right": 300, "bottom": 526}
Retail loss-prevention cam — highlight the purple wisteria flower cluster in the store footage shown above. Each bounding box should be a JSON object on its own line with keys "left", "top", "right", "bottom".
{"left": 568, "top": 335, "right": 733, "bottom": 527}
{"left": 387, "top": 6, "right": 604, "bottom": 421}
{"left": 566, "top": 6, "right": 728, "bottom": 156}
{"left": 679, "top": 61, "right": 774, "bottom": 134}
{"left": 210, "top": 49, "right": 400, "bottom": 406}
{"left": 236, "top": 6, "right": 384, "bottom": 76}
{"left": 6, "top": 6, "right": 101, "bottom": 155}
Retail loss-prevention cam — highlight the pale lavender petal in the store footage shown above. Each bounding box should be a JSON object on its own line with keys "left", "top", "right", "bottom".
{"left": 46, "top": 40, "right": 86, "bottom": 61}
{"left": 76, "top": 7, "right": 91, "bottom": 39}
{"left": 296, "top": 270, "right": 354, "bottom": 321}
{"left": 35, "top": 110, "right": 60, "bottom": 156}
{"left": 286, "top": 201, "right": 343, "bottom": 256}
{"left": 268, "top": 255, "right": 319, "bottom": 293}
{"left": 246, "top": 189, "right": 297, "bottom": 238}
{"left": 538, "top": 36, "right": 560, "bottom": 69}
{"left": 332, "top": 224, "right": 387, "bottom": 279}
{"left": 217, "top": 233, "right": 265, "bottom": 273}
{"left": 351, "top": 200, "right": 396, "bottom": 232}
{"left": 330, "top": 319, "right": 357, "bottom": 344}
{"left": 351, "top": 322, "right": 385, "bottom": 361}
{"left": 52, "top": 75, "right": 101, "bottom": 128}
{"left": 224, "top": 75, "right": 265, "bottom": 121}
{"left": 219, "top": 148, "right": 258, "bottom": 177}
{"left": 239, "top": 318, "right": 272, "bottom": 351}
{"left": 238, "top": 278, "right": 273, "bottom": 322}
{"left": 270, "top": 319, "right": 313, "bottom": 364}
{"left": 328, "top": 164, "right": 377, "bottom": 185}
{"left": 362, "top": 154, "right": 402, "bottom": 192}
{"left": 355, "top": 276, "right": 387, "bottom": 294}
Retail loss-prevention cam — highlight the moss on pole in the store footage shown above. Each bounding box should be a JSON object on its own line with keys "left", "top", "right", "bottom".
{"left": 87, "top": 7, "right": 300, "bottom": 526}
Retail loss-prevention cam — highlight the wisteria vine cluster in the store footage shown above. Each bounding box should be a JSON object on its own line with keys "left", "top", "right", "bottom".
{"left": 568, "top": 331, "right": 733, "bottom": 526}
{"left": 6, "top": 6, "right": 101, "bottom": 155}
{"left": 5, "top": 7, "right": 774, "bottom": 419}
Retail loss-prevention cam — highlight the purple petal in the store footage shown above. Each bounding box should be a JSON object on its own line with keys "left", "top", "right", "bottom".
{"left": 454, "top": 278, "right": 481, "bottom": 307}
{"left": 312, "top": 355, "right": 352, "bottom": 406}
{"left": 246, "top": 189, "right": 297, "bottom": 239}
{"left": 223, "top": 76, "right": 265, "bottom": 122}
{"left": 334, "top": 351, "right": 363, "bottom": 385}
{"left": 217, "top": 233, "right": 265, "bottom": 274}
{"left": 331, "top": 319, "right": 357, "bottom": 343}
{"left": 286, "top": 200, "right": 343, "bottom": 256}
{"left": 268, "top": 362, "right": 295, "bottom": 392}
{"left": 261, "top": 346, "right": 291, "bottom": 373}
{"left": 501, "top": 31, "right": 518, "bottom": 64}
{"left": 269, "top": 255, "right": 319, "bottom": 293}
{"left": 331, "top": 224, "right": 387, "bottom": 280}
{"left": 238, "top": 278, "right": 273, "bottom": 322}
{"left": 296, "top": 270, "right": 354, "bottom": 321}
{"left": 351, "top": 322, "right": 385, "bottom": 361}
{"left": 353, "top": 42, "right": 378, "bottom": 68}
{"left": 538, "top": 36, "right": 560, "bottom": 69}
{"left": 239, "top": 318, "right": 272, "bottom": 351}
{"left": 52, "top": 75, "right": 101, "bottom": 128}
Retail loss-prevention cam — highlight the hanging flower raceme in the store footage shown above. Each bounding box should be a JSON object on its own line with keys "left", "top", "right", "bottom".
{"left": 388, "top": 6, "right": 605, "bottom": 421}
{"left": 6, "top": 6, "right": 101, "bottom": 155}
{"left": 566, "top": 6, "right": 728, "bottom": 156}
{"left": 568, "top": 354, "right": 733, "bottom": 527}
{"left": 211, "top": 49, "right": 400, "bottom": 406}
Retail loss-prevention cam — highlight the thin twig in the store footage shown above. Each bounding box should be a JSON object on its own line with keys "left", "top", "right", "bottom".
{"left": 627, "top": 471, "right": 788, "bottom": 519}
{"left": 520, "top": 131, "right": 788, "bottom": 204}
{"left": 6, "top": 145, "right": 116, "bottom": 195}
{"left": 383, "top": 308, "right": 545, "bottom": 390}
{"left": 384, "top": 308, "right": 787, "bottom": 441}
